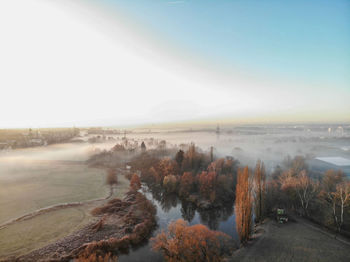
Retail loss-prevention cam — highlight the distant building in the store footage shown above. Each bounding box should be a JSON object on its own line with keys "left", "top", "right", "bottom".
{"left": 309, "top": 156, "right": 350, "bottom": 177}
{"left": 315, "top": 157, "right": 350, "bottom": 166}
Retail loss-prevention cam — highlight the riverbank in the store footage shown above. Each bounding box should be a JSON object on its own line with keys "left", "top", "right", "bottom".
{"left": 1, "top": 191, "right": 156, "bottom": 262}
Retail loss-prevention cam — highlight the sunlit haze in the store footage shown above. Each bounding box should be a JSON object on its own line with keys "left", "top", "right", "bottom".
{"left": 1, "top": 2, "right": 350, "bottom": 260}
{"left": 0, "top": 0, "right": 349, "bottom": 128}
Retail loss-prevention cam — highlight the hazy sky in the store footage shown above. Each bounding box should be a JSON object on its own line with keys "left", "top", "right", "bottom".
{"left": 0, "top": 0, "right": 349, "bottom": 128}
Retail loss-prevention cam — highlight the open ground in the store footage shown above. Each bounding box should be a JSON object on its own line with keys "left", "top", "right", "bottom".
{"left": 230, "top": 218, "right": 350, "bottom": 262}
{"left": 0, "top": 142, "right": 130, "bottom": 259}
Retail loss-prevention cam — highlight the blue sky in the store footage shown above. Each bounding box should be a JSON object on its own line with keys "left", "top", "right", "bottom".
{"left": 103, "top": 0, "right": 350, "bottom": 91}
{"left": 0, "top": 0, "right": 349, "bottom": 128}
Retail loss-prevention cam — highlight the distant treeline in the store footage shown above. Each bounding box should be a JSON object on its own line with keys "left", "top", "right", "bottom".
{"left": 0, "top": 127, "right": 80, "bottom": 149}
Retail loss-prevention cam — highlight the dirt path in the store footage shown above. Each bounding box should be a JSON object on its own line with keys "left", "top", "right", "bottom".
{"left": 230, "top": 219, "right": 350, "bottom": 262}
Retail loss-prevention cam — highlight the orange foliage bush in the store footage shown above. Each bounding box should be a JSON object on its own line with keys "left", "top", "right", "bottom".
{"left": 158, "top": 158, "right": 179, "bottom": 177}
{"left": 198, "top": 171, "right": 217, "bottom": 202}
{"left": 179, "top": 172, "right": 195, "bottom": 197}
{"left": 152, "top": 219, "right": 234, "bottom": 262}
{"left": 91, "top": 198, "right": 127, "bottom": 216}
{"left": 130, "top": 174, "right": 141, "bottom": 191}
{"left": 148, "top": 166, "right": 162, "bottom": 184}
{"left": 163, "top": 175, "right": 178, "bottom": 193}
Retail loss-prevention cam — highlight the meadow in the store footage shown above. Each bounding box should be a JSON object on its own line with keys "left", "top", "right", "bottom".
{"left": 0, "top": 174, "right": 130, "bottom": 258}
{"left": 0, "top": 161, "right": 107, "bottom": 224}
{"left": 0, "top": 142, "right": 130, "bottom": 259}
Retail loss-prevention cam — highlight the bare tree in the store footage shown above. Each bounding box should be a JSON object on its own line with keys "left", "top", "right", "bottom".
{"left": 106, "top": 169, "right": 118, "bottom": 195}
{"left": 335, "top": 182, "right": 350, "bottom": 232}
{"left": 141, "top": 141, "right": 147, "bottom": 152}
{"left": 280, "top": 169, "right": 318, "bottom": 216}
{"left": 294, "top": 170, "right": 319, "bottom": 217}
{"left": 321, "top": 170, "right": 350, "bottom": 235}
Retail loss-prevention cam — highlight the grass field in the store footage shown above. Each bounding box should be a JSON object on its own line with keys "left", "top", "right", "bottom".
{"left": 0, "top": 142, "right": 131, "bottom": 259}
{"left": 0, "top": 206, "right": 91, "bottom": 258}
{"left": 0, "top": 168, "right": 130, "bottom": 259}
{"left": 0, "top": 142, "right": 118, "bottom": 225}
{"left": 0, "top": 161, "right": 109, "bottom": 224}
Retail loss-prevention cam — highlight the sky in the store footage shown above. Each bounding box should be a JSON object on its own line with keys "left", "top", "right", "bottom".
{"left": 0, "top": 0, "right": 349, "bottom": 128}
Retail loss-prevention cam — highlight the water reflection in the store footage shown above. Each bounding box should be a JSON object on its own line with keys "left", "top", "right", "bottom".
{"left": 160, "top": 193, "right": 178, "bottom": 213}
{"left": 197, "top": 204, "right": 234, "bottom": 230}
{"left": 180, "top": 200, "right": 195, "bottom": 222}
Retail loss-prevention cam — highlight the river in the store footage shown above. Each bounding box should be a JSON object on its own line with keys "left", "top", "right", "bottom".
{"left": 118, "top": 185, "right": 239, "bottom": 262}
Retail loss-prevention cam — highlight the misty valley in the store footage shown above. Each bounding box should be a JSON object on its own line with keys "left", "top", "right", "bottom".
{"left": 0, "top": 125, "right": 349, "bottom": 261}
{"left": 1, "top": 0, "right": 349, "bottom": 261}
